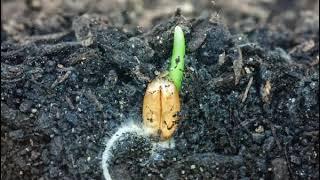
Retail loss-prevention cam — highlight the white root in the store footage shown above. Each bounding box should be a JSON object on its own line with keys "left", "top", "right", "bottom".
{"left": 101, "top": 122, "right": 174, "bottom": 180}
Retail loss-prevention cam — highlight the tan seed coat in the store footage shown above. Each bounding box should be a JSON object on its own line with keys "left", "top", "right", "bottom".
{"left": 142, "top": 77, "right": 181, "bottom": 140}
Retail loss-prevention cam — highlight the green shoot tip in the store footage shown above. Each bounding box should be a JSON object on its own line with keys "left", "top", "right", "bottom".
{"left": 168, "top": 25, "right": 185, "bottom": 91}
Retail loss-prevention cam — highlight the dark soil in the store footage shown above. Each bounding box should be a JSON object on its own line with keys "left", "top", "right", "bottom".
{"left": 1, "top": 0, "right": 319, "bottom": 179}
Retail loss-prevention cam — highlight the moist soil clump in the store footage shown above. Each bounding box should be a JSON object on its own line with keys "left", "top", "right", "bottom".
{"left": 1, "top": 0, "right": 319, "bottom": 179}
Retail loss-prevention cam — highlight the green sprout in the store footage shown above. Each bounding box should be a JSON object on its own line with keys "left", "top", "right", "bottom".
{"left": 168, "top": 26, "right": 185, "bottom": 91}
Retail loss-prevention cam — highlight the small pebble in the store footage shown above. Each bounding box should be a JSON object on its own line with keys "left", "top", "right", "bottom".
{"left": 255, "top": 125, "right": 264, "bottom": 133}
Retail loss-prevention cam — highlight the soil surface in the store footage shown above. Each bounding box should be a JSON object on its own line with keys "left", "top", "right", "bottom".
{"left": 1, "top": 0, "right": 319, "bottom": 179}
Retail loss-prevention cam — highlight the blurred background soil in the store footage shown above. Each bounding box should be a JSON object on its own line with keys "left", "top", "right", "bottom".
{"left": 1, "top": 0, "right": 319, "bottom": 179}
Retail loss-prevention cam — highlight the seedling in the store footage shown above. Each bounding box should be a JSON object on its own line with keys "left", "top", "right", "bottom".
{"left": 143, "top": 26, "right": 185, "bottom": 140}
{"left": 102, "top": 25, "right": 186, "bottom": 179}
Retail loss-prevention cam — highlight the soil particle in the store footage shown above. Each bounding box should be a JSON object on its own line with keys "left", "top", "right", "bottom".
{"left": 19, "top": 100, "right": 33, "bottom": 112}
{"left": 271, "top": 158, "right": 289, "bottom": 180}
{"left": 8, "top": 129, "right": 25, "bottom": 140}
{"left": 197, "top": 21, "right": 233, "bottom": 65}
{"left": 50, "top": 136, "right": 63, "bottom": 156}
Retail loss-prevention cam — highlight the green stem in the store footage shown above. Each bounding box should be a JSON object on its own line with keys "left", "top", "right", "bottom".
{"left": 168, "top": 26, "right": 185, "bottom": 91}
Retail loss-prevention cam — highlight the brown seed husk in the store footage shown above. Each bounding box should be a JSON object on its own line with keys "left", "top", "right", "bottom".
{"left": 142, "top": 77, "right": 181, "bottom": 140}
